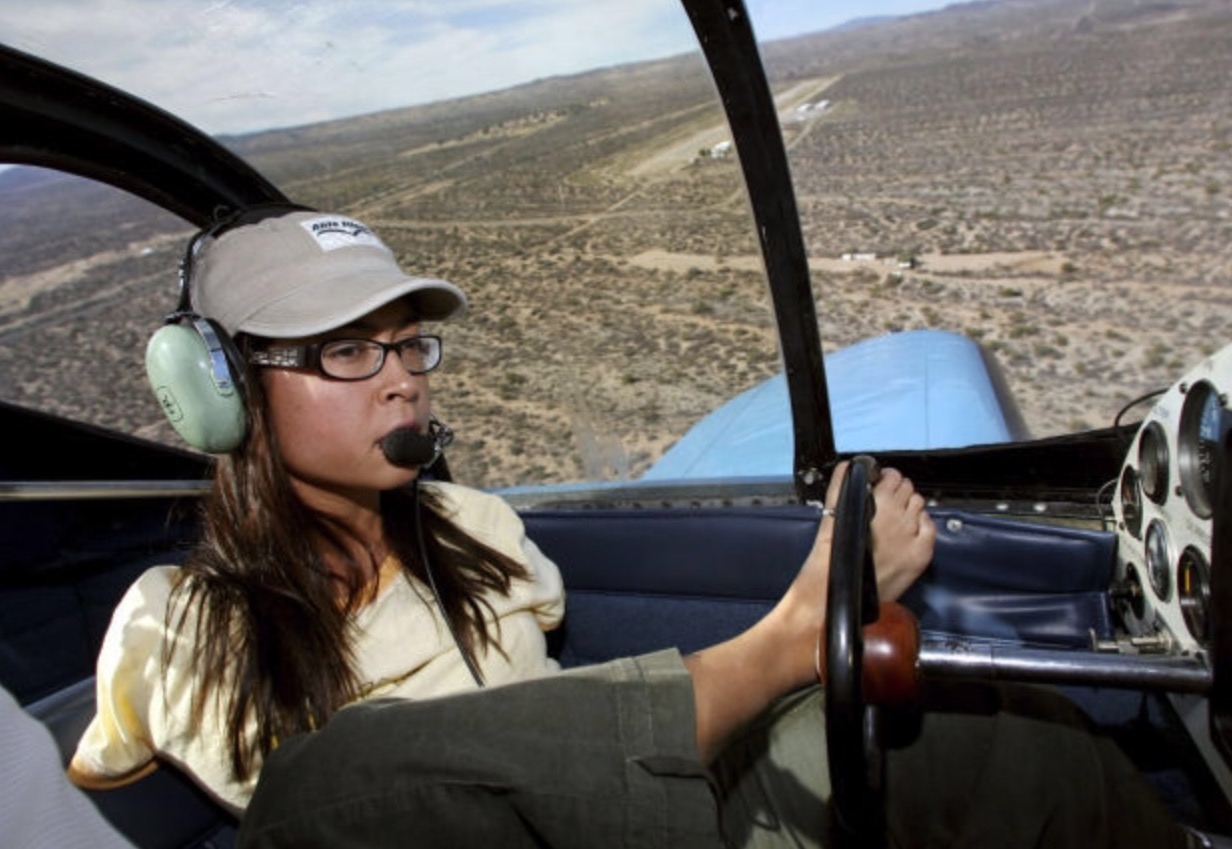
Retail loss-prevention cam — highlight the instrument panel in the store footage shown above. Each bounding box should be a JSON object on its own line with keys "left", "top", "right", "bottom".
{"left": 1114, "top": 343, "right": 1231, "bottom": 655}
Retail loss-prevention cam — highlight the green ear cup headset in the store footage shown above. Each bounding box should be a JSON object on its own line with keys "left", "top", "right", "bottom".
{"left": 145, "top": 204, "right": 311, "bottom": 454}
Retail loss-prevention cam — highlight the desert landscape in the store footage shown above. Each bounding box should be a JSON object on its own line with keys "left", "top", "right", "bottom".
{"left": 1, "top": 0, "right": 1230, "bottom": 490}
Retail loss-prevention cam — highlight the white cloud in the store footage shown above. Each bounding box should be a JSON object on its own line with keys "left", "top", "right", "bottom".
{"left": 0, "top": 0, "right": 695, "bottom": 134}
{"left": 0, "top": 0, "right": 945, "bottom": 135}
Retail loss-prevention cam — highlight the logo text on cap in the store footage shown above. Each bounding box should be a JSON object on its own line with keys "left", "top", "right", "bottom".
{"left": 300, "top": 216, "right": 386, "bottom": 252}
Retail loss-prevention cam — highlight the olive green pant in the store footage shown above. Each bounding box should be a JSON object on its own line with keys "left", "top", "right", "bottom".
{"left": 237, "top": 651, "right": 1188, "bottom": 849}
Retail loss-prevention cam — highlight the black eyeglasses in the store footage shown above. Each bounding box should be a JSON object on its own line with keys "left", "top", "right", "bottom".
{"left": 250, "top": 335, "right": 442, "bottom": 381}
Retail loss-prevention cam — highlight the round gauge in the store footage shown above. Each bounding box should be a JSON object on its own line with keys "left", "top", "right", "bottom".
{"left": 1179, "top": 381, "right": 1226, "bottom": 519}
{"left": 1145, "top": 520, "right": 1172, "bottom": 601}
{"left": 1178, "top": 546, "right": 1212, "bottom": 647}
{"left": 1138, "top": 421, "right": 1170, "bottom": 504}
{"left": 1119, "top": 466, "right": 1143, "bottom": 538}
{"left": 1121, "top": 564, "right": 1146, "bottom": 620}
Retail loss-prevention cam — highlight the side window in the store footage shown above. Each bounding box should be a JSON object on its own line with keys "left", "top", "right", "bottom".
{"left": 0, "top": 6, "right": 787, "bottom": 492}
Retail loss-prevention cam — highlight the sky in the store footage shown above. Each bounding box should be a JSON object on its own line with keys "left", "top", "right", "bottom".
{"left": 0, "top": 0, "right": 954, "bottom": 137}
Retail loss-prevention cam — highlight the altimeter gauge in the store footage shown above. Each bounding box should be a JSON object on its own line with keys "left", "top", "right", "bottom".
{"left": 1178, "top": 381, "right": 1226, "bottom": 520}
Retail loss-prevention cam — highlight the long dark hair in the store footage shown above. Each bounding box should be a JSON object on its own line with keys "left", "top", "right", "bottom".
{"left": 166, "top": 339, "right": 528, "bottom": 781}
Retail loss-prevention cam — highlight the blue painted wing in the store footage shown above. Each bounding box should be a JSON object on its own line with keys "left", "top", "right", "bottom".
{"left": 644, "top": 330, "right": 1024, "bottom": 479}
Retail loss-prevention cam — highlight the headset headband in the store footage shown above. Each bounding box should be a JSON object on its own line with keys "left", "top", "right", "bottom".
{"left": 171, "top": 202, "right": 316, "bottom": 320}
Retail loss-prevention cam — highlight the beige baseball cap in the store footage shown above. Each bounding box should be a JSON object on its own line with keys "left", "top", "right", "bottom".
{"left": 190, "top": 210, "right": 467, "bottom": 338}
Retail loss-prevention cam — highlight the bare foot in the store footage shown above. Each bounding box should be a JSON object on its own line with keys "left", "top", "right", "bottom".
{"left": 776, "top": 462, "right": 935, "bottom": 682}
{"left": 868, "top": 467, "right": 936, "bottom": 602}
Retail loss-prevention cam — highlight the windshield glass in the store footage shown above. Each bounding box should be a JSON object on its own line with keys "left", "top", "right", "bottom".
{"left": 775, "top": 1, "right": 1232, "bottom": 453}
{"left": 1, "top": 0, "right": 1229, "bottom": 490}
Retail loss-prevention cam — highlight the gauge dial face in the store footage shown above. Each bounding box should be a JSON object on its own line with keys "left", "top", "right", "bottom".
{"left": 1179, "top": 381, "right": 1225, "bottom": 519}
{"left": 1119, "top": 466, "right": 1143, "bottom": 538}
{"left": 1138, "top": 421, "right": 1170, "bottom": 505}
{"left": 1178, "top": 546, "right": 1212, "bottom": 647}
{"left": 1145, "top": 520, "right": 1172, "bottom": 602}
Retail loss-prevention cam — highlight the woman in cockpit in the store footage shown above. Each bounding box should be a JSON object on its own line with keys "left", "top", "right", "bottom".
{"left": 69, "top": 205, "right": 1187, "bottom": 849}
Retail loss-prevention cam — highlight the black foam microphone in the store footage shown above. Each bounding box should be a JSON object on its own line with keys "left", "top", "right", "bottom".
{"left": 381, "top": 428, "right": 437, "bottom": 468}
{"left": 381, "top": 418, "right": 454, "bottom": 469}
